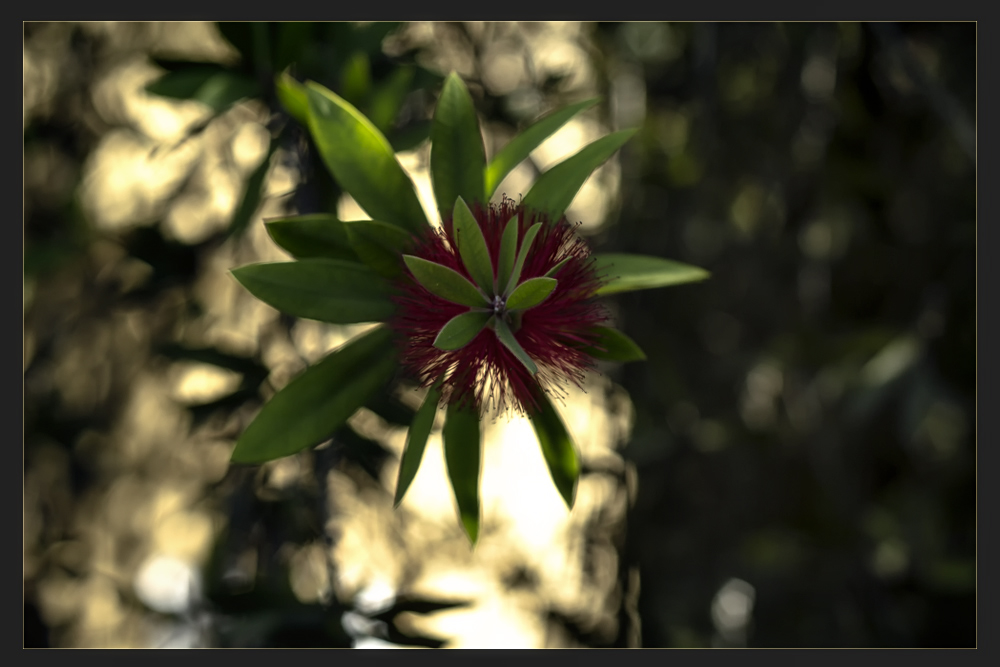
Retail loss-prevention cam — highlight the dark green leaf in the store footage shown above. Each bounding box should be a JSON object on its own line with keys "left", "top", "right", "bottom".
{"left": 342, "top": 219, "right": 413, "bottom": 278}
{"left": 494, "top": 317, "right": 537, "bottom": 375}
{"left": 275, "top": 70, "right": 308, "bottom": 125}
{"left": 394, "top": 383, "right": 442, "bottom": 508}
{"left": 145, "top": 68, "right": 260, "bottom": 115}
{"left": 434, "top": 311, "right": 492, "bottom": 351}
{"left": 403, "top": 255, "right": 488, "bottom": 307}
{"left": 231, "top": 259, "right": 395, "bottom": 324}
{"left": 431, "top": 73, "right": 487, "bottom": 222}
{"left": 227, "top": 137, "right": 278, "bottom": 238}
{"left": 339, "top": 52, "right": 371, "bottom": 108}
{"left": 306, "top": 81, "right": 428, "bottom": 233}
{"left": 453, "top": 197, "right": 495, "bottom": 294}
{"left": 484, "top": 98, "right": 599, "bottom": 200}
{"left": 443, "top": 401, "right": 482, "bottom": 545}
{"left": 592, "top": 253, "right": 711, "bottom": 296}
{"left": 521, "top": 129, "right": 637, "bottom": 220}
{"left": 389, "top": 121, "right": 431, "bottom": 153}
{"left": 264, "top": 214, "right": 357, "bottom": 261}
{"left": 579, "top": 326, "right": 647, "bottom": 362}
{"left": 504, "top": 223, "right": 542, "bottom": 295}
{"left": 505, "top": 277, "right": 557, "bottom": 311}
{"left": 528, "top": 391, "right": 580, "bottom": 509}
{"left": 496, "top": 215, "right": 519, "bottom": 293}
{"left": 369, "top": 66, "right": 416, "bottom": 133}
{"left": 231, "top": 326, "right": 397, "bottom": 464}
{"left": 544, "top": 257, "right": 570, "bottom": 278}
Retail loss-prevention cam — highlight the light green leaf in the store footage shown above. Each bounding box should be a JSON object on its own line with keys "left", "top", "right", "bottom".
{"left": 505, "top": 277, "right": 557, "bottom": 312}
{"left": 431, "top": 73, "right": 487, "bottom": 223}
{"left": 580, "top": 326, "right": 647, "bottom": 362}
{"left": 434, "top": 311, "right": 492, "bottom": 351}
{"left": 231, "top": 259, "right": 395, "bottom": 324}
{"left": 231, "top": 326, "right": 396, "bottom": 464}
{"left": 453, "top": 197, "right": 495, "bottom": 294}
{"left": 394, "top": 383, "right": 441, "bottom": 508}
{"left": 306, "top": 81, "right": 428, "bottom": 233}
{"left": 494, "top": 317, "right": 537, "bottom": 375}
{"left": 484, "top": 97, "right": 599, "bottom": 200}
{"left": 521, "top": 129, "right": 637, "bottom": 220}
{"left": 275, "top": 70, "right": 308, "bottom": 125}
{"left": 342, "top": 219, "right": 413, "bottom": 278}
{"left": 505, "top": 223, "right": 542, "bottom": 295}
{"left": 403, "top": 255, "right": 488, "bottom": 308}
{"left": 592, "top": 253, "right": 711, "bottom": 296}
{"left": 443, "top": 401, "right": 482, "bottom": 545}
{"left": 496, "top": 215, "right": 519, "bottom": 293}
{"left": 264, "top": 215, "right": 357, "bottom": 261}
{"left": 528, "top": 391, "right": 580, "bottom": 509}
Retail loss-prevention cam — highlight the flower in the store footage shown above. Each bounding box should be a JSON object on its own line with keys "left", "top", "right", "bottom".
{"left": 390, "top": 196, "right": 609, "bottom": 416}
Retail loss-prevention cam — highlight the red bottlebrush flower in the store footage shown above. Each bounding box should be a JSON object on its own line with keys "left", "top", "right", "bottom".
{"left": 390, "top": 197, "right": 609, "bottom": 416}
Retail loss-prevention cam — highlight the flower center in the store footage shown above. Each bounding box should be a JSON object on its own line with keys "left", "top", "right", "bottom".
{"left": 491, "top": 293, "right": 506, "bottom": 317}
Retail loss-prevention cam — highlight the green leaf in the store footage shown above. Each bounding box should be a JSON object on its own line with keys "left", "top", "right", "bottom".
{"left": 394, "top": 383, "right": 442, "bottom": 508}
{"left": 403, "top": 255, "right": 488, "bottom": 308}
{"left": 231, "top": 326, "right": 397, "bottom": 464}
{"left": 505, "top": 223, "right": 542, "bottom": 295}
{"left": 505, "top": 277, "right": 557, "bottom": 312}
{"left": 146, "top": 67, "right": 260, "bottom": 115}
{"left": 306, "top": 81, "right": 428, "bottom": 233}
{"left": 496, "top": 215, "right": 519, "bottom": 293}
{"left": 434, "top": 311, "right": 492, "bottom": 351}
{"left": 342, "top": 219, "right": 413, "bottom": 278}
{"left": 264, "top": 215, "right": 357, "bottom": 261}
{"left": 231, "top": 259, "right": 395, "bottom": 324}
{"left": 484, "top": 97, "right": 599, "bottom": 200}
{"left": 431, "top": 73, "right": 487, "bottom": 222}
{"left": 443, "top": 401, "right": 482, "bottom": 545}
{"left": 369, "top": 66, "right": 416, "bottom": 133}
{"left": 339, "top": 52, "right": 371, "bottom": 108}
{"left": 592, "top": 253, "right": 711, "bottom": 296}
{"left": 453, "top": 197, "right": 495, "bottom": 294}
{"left": 528, "top": 391, "right": 580, "bottom": 509}
{"left": 521, "top": 129, "right": 637, "bottom": 220}
{"left": 494, "top": 317, "right": 537, "bottom": 375}
{"left": 227, "top": 137, "right": 278, "bottom": 238}
{"left": 544, "top": 257, "right": 571, "bottom": 278}
{"left": 275, "top": 70, "right": 308, "bottom": 125}
{"left": 580, "top": 326, "right": 647, "bottom": 362}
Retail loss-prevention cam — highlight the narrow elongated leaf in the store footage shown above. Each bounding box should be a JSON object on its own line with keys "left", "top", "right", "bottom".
{"left": 580, "top": 326, "right": 647, "bottom": 362}
{"left": 505, "top": 277, "right": 557, "bottom": 311}
{"left": 505, "top": 223, "right": 542, "bottom": 295}
{"left": 394, "top": 383, "right": 442, "bottom": 507}
{"left": 146, "top": 68, "right": 260, "bottom": 115}
{"left": 231, "top": 326, "right": 396, "bottom": 464}
{"left": 484, "top": 98, "right": 599, "bottom": 199}
{"left": 403, "top": 255, "right": 488, "bottom": 307}
{"left": 453, "top": 197, "right": 495, "bottom": 294}
{"left": 275, "top": 70, "right": 308, "bottom": 125}
{"left": 521, "top": 129, "right": 637, "bottom": 220}
{"left": 227, "top": 137, "right": 278, "bottom": 238}
{"left": 443, "top": 401, "right": 482, "bottom": 545}
{"left": 434, "top": 311, "right": 492, "bottom": 350}
{"left": 231, "top": 259, "right": 395, "bottom": 324}
{"left": 528, "top": 391, "right": 580, "bottom": 509}
{"left": 343, "top": 219, "right": 413, "bottom": 278}
{"left": 544, "top": 257, "right": 571, "bottom": 278}
{"left": 592, "top": 253, "right": 711, "bottom": 296}
{"left": 264, "top": 214, "right": 357, "bottom": 261}
{"left": 306, "top": 82, "right": 428, "bottom": 233}
{"left": 369, "top": 66, "right": 415, "bottom": 133}
{"left": 496, "top": 216, "right": 519, "bottom": 293}
{"left": 431, "top": 73, "right": 487, "bottom": 223}
{"left": 494, "top": 317, "right": 537, "bottom": 375}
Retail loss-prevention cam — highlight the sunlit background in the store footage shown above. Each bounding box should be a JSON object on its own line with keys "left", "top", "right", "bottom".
{"left": 23, "top": 21, "right": 975, "bottom": 648}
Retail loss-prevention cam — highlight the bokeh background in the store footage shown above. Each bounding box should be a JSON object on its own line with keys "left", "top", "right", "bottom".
{"left": 23, "top": 21, "right": 975, "bottom": 648}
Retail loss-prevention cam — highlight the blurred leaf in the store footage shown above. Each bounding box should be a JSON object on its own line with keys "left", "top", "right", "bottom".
{"left": 504, "top": 223, "right": 542, "bottom": 294}
{"left": 264, "top": 214, "right": 357, "bottom": 261}
{"left": 227, "top": 136, "right": 278, "bottom": 238}
{"left": 306, "top": 82, "right": 428, "bottom": 233}
{"left": 369, "top": 66, "right": 415, "bottom": 133}
{"left": 496, "top": 214, "right": 519, "bottom": 294}
{"left": 394, "top": 383, "right": 441, "bottom": 507}
{"left": 402, "top": 255, "right": 489, "bottom": 307}
{"left": 231, "top": 326, "right": 396, "bottom": 464}
{"left": 231, "top": 259, "right": 395, "bottom": 324}
{"left": 521, "top": 129, "right": 637, "bottom": 220}
{"left": 389, "top": 120, "right": 431, "bottom": 153}
{"left": 484, "top": 97, "right": 599, "bottom": 199}
{"left": 339, "top": 52, "right": 371, "bottom": 108}
{"left": 364, "top": 390, "right": 417, "bottom": 427}
{"left": 592, "top": 253, "right": 711, "bottom": 295}
{"left": 434, "top": 311, "right": 492, "bottom": 351}
{"left": 528, "top": 391, "right": 579, "bottom": 509}
{"left": 145, "top": 67, "right": 260, "bottom": 114}
{"left": 495, "top": 317, "right": 537, "bottom": 375}
{"left": 453, "top": 197, "right": 495, "bottom": 293}
{"left": 443, "top": 401, "right": 482, "bottom": 545}
{"left": 579, "top": 326, "right": 647, "bottom": 362}
{"left": 506, "top": 277, "right": 557, "bottom": 311}
{"left": 342, "top": 219, "right": 413, "bottom": 279}
{"left": 275, "top": 70, "right": 308, "bottom": 125}
{"left": 431, "top": 73, "right": 487, "bottom": 222}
